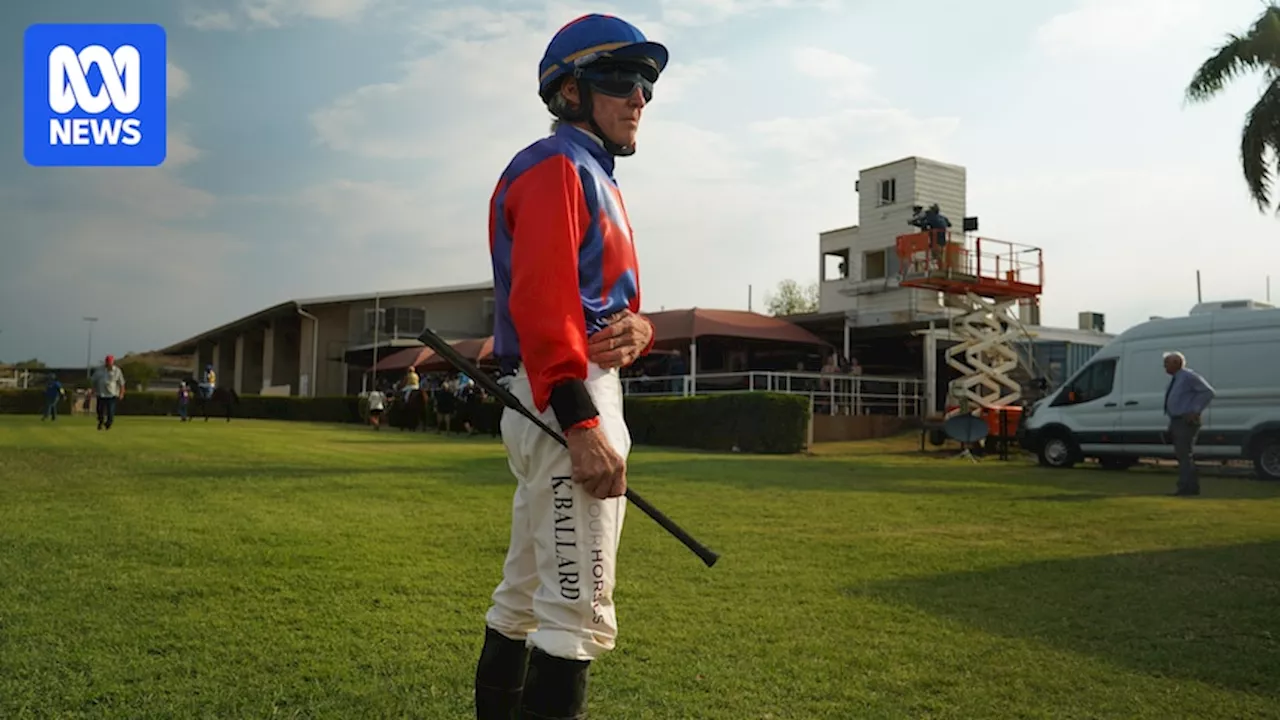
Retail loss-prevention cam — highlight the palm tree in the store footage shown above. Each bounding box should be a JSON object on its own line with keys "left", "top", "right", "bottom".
{"left": 1186, "top": 3, "right": 1280, "bottom": 214}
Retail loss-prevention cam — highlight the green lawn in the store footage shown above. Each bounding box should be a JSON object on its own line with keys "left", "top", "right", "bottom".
{"left": 1, "top": 414, "right": 1278, "bottom": 719}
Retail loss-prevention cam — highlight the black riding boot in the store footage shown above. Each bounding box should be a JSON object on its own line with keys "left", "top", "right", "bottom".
{"left": 475, "top": 627, "right": 531, "bottom": 720}
{"left": 519, "top": 647, "right": 590, "bottom": 720}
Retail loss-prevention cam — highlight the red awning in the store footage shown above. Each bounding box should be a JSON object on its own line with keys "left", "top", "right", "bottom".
{"left": 373, "top": 345, "right": 436, "bottom": 372}
{"left": 416, "top": 336, "right": 497, "bottom": 372}
{"left": 645, "top": 308, "right": 830, "bottom": 348}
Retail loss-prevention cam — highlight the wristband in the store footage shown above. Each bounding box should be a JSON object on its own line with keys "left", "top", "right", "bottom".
{"left": 565, "top": 417, "right": 601, "bottom": 433}
{"left": 549, "top": 379, "right": 599, "bottom": 431}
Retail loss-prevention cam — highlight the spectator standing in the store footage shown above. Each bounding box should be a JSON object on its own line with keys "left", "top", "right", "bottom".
{"left": 90, "top": 355, "right": 126, "bottom": 430}
{"left": 41, "top": 375, "right": 65, "bottom": 421}
{"left": 1163, "top": 351, "right": 1216, "bottom": 496}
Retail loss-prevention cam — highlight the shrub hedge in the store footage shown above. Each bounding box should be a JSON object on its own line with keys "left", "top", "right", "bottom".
{"left": 0, "top": 389, "right": 809, "bottom": 454}
{"left": 623, "top": 393, "right": 810, "bottom": 454}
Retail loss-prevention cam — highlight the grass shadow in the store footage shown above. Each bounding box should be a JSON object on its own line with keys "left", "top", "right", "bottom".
{"left": 850, "top": 541, "right": 1280, "bottom": 697}
{"left": 326, "top": 434, "right": 503, "bottom": 446}
{"left": 137, "top": 464, "right": 444, "bottom": 480}
{"left": 1016, "top": 493, "right": 1126, "bottom": 503}
{"left": 627, "top": 454, "right": 1280, "bottom": 501}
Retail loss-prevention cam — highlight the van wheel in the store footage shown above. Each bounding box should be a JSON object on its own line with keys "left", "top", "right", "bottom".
{"left": 1253, "top": 434, "right": 1280, "bottom": 481}
{"left": 1037, "top": 434, "right": 1078, "bottom": 469}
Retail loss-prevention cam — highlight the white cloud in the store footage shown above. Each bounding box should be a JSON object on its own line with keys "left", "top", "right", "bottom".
{"left": 167, "top": 62, "right": 191, "bottom": 99}
{"left": 792, "top": 47, "right": 877, "bottom": 102}
{"left": 1033, "top": 0, "right": 1212, "bottom": 58}
{"left": 660, "top": 0, "right": 843, "bottom": 27}
{"left": 750, "top": 108, "right": 959, "bottom": 162}
{"left": 164, "top": 129, "right": 203, "bottom": 169}
{"left": 0, "top": 59, "right": 241, "bottom": 363}
{"left": 410, "top": 5, "right": 543, "bottom": 43}
{"left": 297, "top": 3, "right": 958, "bottom": 318}
{"left": 185, "top": 10, "right": 236, "bottom": 30}
{"left": 1, "top": 150, "right": 243, "bottom": 361}
{"left": 966, "top": 165, "right": 1280, "bottom": 331}
{"left": 656, "top": 58, "right": 730, "bottom": 104}
{"left": 186, "top": 0, "right": 380, "bottom": 30}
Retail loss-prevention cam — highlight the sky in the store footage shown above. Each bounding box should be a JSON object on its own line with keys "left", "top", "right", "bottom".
{"left": 2, "top": 0, "right": 1279, "bottom": 366}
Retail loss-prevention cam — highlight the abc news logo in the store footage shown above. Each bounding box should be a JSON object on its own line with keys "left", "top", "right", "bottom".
{"left": 23, "top": 23, "right": 167, "bottom": 167}
{"left": 48, "top": 44, "right": 144, "bottom": 147}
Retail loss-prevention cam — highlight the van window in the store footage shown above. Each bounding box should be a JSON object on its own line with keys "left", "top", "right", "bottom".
{"left": 1054, "top": 358, "right": 1117, "bottom": 406}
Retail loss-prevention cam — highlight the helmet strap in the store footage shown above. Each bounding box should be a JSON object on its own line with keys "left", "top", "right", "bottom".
{"left": 549, "top": 76, "right": 636, "bottom": 157}
{"left": 581, "top": 85, "right": 635, "bottom": 157}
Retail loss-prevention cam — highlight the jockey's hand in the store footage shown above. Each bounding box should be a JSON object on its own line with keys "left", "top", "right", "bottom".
{"left": 587, "top": 310, "right": 653, "bottom": 369}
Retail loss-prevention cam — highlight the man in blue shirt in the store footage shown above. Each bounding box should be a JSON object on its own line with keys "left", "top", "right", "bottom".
{"left": 41, "top": 375, "right": 65, "bottom": 421}
{"left": 1163, "top": 351, "right": 1216, "bottom": 496}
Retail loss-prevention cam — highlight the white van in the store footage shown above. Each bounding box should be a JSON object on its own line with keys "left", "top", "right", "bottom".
{"left": 1019, "top": 302, "right": 1280, "bottom": 480}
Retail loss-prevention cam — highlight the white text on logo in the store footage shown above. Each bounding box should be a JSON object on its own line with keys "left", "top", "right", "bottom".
{"left": 47, "top": 44, "right": 143, "bottom": 147}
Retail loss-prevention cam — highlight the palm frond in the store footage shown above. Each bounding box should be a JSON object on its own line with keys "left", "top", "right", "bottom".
{"left": 1186, "top": 33, "right": 1266, "bottom": 102}
{"left": 1245, "top": 3, "right": 1280, "bottom": 63}
{"left": 1237, "top": 77, "right": 1280, "bottom": 213}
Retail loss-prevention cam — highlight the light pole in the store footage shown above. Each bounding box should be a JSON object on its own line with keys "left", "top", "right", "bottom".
{"left": 83, "top": 317, "right": 98, "bottom": 378}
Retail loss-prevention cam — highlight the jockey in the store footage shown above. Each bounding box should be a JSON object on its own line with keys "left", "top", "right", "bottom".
{"left": 401, "top": 366, "right": 420, "bottom": 402}
{"left": 199, "top": 364, "right": 216, "bottom": 400}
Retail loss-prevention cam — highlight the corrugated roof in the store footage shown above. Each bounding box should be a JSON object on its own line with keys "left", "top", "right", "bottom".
{"left": 294, "top": 279, "right": 493, "bottom": 307}
{"left": 154, "top": 280, "right": 494, "bottom": 354}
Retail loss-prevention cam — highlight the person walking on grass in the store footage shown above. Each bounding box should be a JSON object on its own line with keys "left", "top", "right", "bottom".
{"left": 473, "top": 13, "right": 663, "bottom": 720}
{"left": 41, "top": 374, "right": 65, "bottom": 421}
{"left": 366, "top": 388, "right": 385, "bottom": 430}
{"left": 90, "top": 355, "right": 126, "bottom": 430}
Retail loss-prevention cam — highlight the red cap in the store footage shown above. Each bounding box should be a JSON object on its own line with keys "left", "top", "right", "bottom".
{"left": 105, "top": 354, "right": 114, "bottom": 364}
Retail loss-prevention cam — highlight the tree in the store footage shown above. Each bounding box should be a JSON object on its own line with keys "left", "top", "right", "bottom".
{"left": 14, "top": 358, "right": 46, "bottom": 369}
{"left": 765, "top": 279, "right": 820, "bottom": 316}
{"left": 1186, "top": 3, "right": 1280, "bottom": 214}
{"left": 117, "top": 359, "right": 158, "bottom": 390}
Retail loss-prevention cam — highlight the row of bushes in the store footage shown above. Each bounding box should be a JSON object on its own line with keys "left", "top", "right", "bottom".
{"left": 0, "top": 389, "right": 811, "bottom": 454}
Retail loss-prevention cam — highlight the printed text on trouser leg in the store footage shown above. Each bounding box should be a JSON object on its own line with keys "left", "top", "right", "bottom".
{"left": 553, "top": 477, "right": 580, "bottom": 602}
{"left": 587, "top": 498, "right": 607, "bottom": 625}
{"left": 553, "top": 477, "right": 608, "bottom": 626}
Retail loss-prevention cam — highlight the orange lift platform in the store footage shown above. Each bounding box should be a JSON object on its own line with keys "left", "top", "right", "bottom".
{"left": 896, "top": 230, "right": 1044, "bottom": 452}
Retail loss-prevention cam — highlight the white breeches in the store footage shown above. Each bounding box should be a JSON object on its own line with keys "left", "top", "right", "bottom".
{"left": 484, "top": 363, "right": 631, "bottom": 662}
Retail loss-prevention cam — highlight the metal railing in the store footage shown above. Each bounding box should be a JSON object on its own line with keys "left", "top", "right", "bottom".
{"left": 895, "top": 231, "right": 1044, "bottom": 290}
{"left": 621, "top": 371, "right": 925, "bottom": 418}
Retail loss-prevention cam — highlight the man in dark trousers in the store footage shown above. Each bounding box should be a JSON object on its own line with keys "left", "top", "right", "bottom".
{"left": 1163, "top": 351, "right": 1216, "bottom": 496}
{"left": 41, "top": 374, "right": 65, "bottom": 421}
{"left": 90, "top": 355, "right": 126, "bottom": 430}
{"left": 474, "top": 13, "right": 664, "bottom": 720}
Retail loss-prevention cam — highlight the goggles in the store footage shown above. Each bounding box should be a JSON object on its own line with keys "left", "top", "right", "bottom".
{"left": 576, "top": 60, "right": 657, "bottom": 102}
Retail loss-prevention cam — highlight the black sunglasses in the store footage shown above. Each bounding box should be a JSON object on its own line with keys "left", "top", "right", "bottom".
{"left": 577, "top": 61, "right": 656, "bottom": 102}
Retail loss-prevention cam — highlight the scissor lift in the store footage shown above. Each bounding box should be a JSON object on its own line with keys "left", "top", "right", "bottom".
{"left": 896, "top": 230, "right": 1044, "bottom": 441}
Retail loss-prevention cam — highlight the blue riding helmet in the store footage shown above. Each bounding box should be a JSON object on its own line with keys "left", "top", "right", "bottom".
{"left": 538, "top": 14, "right": 668, "bottom": 103}
{"left": 537, "top": 14, "right": 668, "bottom": 157}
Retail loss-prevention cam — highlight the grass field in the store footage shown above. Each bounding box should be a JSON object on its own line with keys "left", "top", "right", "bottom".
{"left": 2, "top": 414, "right": 1279, "bottom": 719}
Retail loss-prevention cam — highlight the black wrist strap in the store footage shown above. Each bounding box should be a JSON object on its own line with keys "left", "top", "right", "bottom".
{"left": 549, "top": 379, "right": 598, "bottom": 430}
